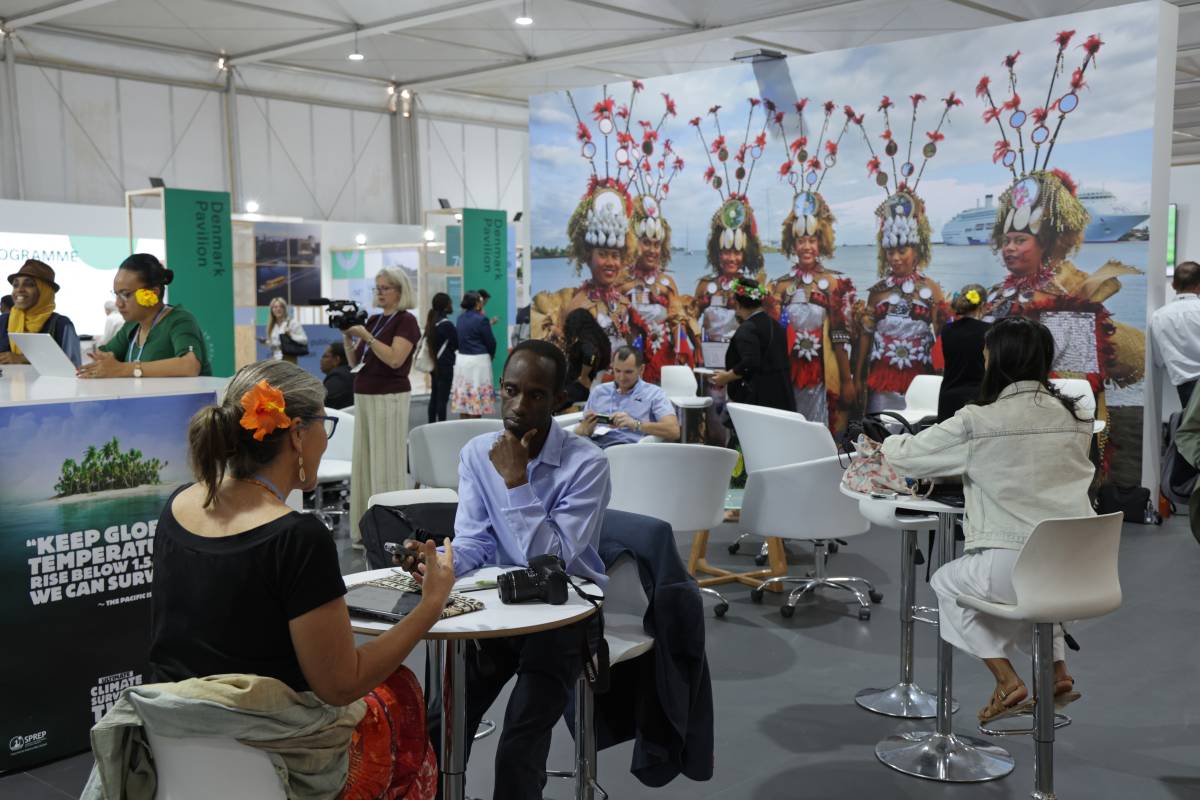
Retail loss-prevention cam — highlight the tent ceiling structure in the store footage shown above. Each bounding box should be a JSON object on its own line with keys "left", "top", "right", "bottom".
{"left": 1, "top": 0, "right": 1198, "bottom": 162}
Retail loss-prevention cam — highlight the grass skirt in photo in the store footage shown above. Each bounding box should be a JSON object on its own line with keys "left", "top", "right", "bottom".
{"left": 451, "top": 353, "right": 496, "bottom": 415}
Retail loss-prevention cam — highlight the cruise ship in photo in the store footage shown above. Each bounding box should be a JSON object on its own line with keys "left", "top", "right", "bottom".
{"left": 941, "top": 189, "right": 1149, "bottom": 245}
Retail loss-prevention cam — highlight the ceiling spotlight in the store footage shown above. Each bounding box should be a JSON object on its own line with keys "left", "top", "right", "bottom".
{"left": 423, "top": 229, "right": 436, "bottom": 241}
{"left": 244, "top": 200, "right": 260, "bottom": 213}
{"left": 454, "top": 213, "right": 463, "bottom": 222}
{"left": 400, "top": 88, "right": 411, "bottom": 99}
{"left": 386, "top": 85, "right": 395, "bottom": 96}
{"left": 217, "top": 56, "right": 228, "bottom": 71}
{"left": 515, "top": 0, "right": 533, "bottom": 25}
{"left": 355, "top": 233, "right": 367, "bottom": 245}
{"left": 348, "top": 29, "right": 365, "bottom": 61}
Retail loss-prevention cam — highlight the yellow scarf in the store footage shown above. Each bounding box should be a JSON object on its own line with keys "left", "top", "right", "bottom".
{"left": 6, "top": 279, "right": 56, "bottom": 356}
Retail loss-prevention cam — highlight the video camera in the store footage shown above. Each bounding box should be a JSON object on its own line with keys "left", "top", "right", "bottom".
{"left": 310, "top": 298, "right": 368, "bottom": 331}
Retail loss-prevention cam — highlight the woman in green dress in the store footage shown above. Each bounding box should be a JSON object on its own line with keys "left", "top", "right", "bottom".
{"left": 79, "top": 253, "right": 212, "bottom": 378}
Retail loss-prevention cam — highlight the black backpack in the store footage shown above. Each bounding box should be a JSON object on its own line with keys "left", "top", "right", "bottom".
{"left": 357, "top": 502, "right": 457, "bottom": 570}
{"left": 1161, "top": 410, "right": 1200, "bottom": 509}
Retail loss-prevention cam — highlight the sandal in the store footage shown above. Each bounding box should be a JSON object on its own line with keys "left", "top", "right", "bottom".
{"left": 1054, "top": 676, "right": 1081, "bottom": 710}
{"left": 978, "top": 682, "right": 1029, "bottom": 723}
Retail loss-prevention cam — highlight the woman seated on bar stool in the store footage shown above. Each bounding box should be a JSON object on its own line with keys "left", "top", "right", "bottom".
{"left": 151, "top": 360, "right": 454, "bottom": 797}
{"left": 880, "top": 317, "right": 1094, "bottom": 723}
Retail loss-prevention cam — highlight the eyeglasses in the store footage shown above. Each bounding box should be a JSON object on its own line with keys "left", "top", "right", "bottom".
{"left": 303, "top": 415, "right": 339, "bottom": 439}
{"left": 112, "top": 290, "right": 137, "bottom": 301}
{"left": 375, "top": 285, "right": 396, "bottom": 294}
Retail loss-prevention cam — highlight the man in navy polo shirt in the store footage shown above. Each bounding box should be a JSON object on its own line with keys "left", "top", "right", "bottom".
{"left": 576, "top": 345, "right": 680, "bottom": 447}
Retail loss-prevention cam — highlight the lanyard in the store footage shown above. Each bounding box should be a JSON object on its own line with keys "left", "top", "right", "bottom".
{"left": 361, "top": 311, "right": 398, "bottom": 361}
{"left": 248, "top": 473, "right": 286, "bottom": 502}
{"left": 126, "top": 305, "right": 170, "bottom": 363}
{"left": 370, "top": 311, "right": 398, "bottom": 338}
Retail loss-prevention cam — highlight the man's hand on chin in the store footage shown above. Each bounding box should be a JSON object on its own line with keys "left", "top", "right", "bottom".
{"left": 489, "top": 428, "right": 537, "bottom": 489}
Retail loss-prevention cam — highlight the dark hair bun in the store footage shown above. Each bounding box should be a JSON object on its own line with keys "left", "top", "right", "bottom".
{"left": 118, "top": 253, "right": 174, "bottom": 289}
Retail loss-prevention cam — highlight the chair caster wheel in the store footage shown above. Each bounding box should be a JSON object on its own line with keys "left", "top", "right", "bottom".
{"left": 869, "top": 590, "right": 883, "bottom": 604}
{"left": 727, "top": 542, "right": 740, "bottom": 555}
{"left": 828, "top": 542, "right": 839, "bottom": 554}
{"left": 714, "top": 602, "right": 729, "bottom": 618}
{"left": 754, "top": 553, "right": 768, "bottom": 567}
{"left": 858, "top": 608, "right": 871, "bottom": 621}
{"left": 750, "top": 588, "right": 764, "bottom": 604}
{"left": 780, "top": 604, "right": 795, "bottom": 619}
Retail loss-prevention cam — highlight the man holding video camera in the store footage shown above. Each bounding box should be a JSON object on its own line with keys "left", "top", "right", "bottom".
{"left": 396, "top": 339, "right": 609, "bottom": 800}
{"left": 575, "top": 345, "right": 680, "bottom": 448}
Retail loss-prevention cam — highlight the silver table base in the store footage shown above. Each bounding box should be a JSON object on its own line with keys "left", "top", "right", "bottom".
{"left": 874, "top": 513, "right": 1014, "bottom": 783}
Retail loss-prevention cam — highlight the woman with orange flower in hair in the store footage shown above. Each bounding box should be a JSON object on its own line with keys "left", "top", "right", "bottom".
{"left": 619, "top": 84, "right": 699, "bottom": 382}
{"left": 975, "top": 34, "right": 1144, "bottom": 471}
{"left": 766, "top": 100, "right": 858, "bottom": 435}
{"left": 532, "top": 87, "right": 646, "bottom": 357}
{"left": 139, "top": 359, "right": 449, "bottom": 799}
{"left": 851, "top": 93, "right": 957, "bottom": 413}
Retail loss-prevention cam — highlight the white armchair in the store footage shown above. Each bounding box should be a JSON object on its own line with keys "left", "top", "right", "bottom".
{"left": 741, "top": 455, "right": 877, "bottom": 619}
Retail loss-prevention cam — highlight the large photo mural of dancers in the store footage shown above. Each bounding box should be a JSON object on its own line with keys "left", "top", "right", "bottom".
{"left": 529, "top": 3, "right": 1164, "bottom": 484}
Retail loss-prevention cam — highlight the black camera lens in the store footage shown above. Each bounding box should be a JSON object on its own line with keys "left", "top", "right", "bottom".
{"left": 497, "top": 568, "right": 540, "bottom": 604}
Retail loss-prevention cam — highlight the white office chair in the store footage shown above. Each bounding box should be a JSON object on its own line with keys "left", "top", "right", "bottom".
{"left": 1050, "top": 378, "right": 1105, "bottom": 434}
{"left": 742, "top": 455, "right": 877, "bottom": 619}
{"left": 605, "top": 443, "right": 739, "bottom": 616}
{"left": 660, "top": 365, "right": 712, "bottom": 443}
{"left": 311, "top": 407, "right": 355, "bottom": 529}
{"left": 959, "top": 513, "right": 1122, "bottom": 799}
{"left": 896, "top": 374, "right": 942, "bottom": 426}
{"left": 725, "top": 403, "right": 829, "bottom": 564}
{"left": 368, "top": 488, "right": 459, "bottom": 508}
{"left": 146, "top": 730, "right": 284, "bottom": 799}
{"left": 408, "top": 419, "right": 504, "bottom": 489}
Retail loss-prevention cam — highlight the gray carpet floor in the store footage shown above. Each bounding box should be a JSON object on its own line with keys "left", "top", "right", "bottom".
{"left": 5, "top": 512, "right": 1199, "bottom": 800}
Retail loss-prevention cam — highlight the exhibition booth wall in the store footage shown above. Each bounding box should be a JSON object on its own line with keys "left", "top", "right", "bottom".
{"left": 529, "top": 1, "right": 1177, "bottom": 489}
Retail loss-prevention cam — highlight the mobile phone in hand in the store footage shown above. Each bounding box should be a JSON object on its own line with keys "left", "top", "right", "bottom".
{"left": 591, "top": 413, "right": 612, "bottom": 425}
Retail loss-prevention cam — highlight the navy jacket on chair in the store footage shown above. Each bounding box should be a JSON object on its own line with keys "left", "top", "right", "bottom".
{"left": 571, "top": 509, "right": 714, "bottom": 786}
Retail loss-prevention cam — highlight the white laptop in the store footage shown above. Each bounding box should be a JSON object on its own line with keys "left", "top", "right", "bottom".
{"left": 9, "top": 333, "right": 78, "bottom": 378}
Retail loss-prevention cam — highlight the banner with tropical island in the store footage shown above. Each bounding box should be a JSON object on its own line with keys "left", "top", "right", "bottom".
{"left": 0, "top": 391, "right": 214, "bottom": 771}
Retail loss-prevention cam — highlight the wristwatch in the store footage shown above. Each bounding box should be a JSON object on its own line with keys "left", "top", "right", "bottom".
{"left": 132, "top": 361, "right": 143, "bottom": 378}
{"left": 636, "top": 420, "right": 642, "bottom": 432}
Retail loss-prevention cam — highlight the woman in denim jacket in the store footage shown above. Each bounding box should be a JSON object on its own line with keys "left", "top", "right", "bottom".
{"left": 882, "top": 317, "right": 1095, "bottom": 723}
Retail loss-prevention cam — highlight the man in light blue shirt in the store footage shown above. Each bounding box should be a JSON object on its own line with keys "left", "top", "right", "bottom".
{"left": 418, "top": 339, "right": 610, "bottom": 800}
{"left": 576, "top": 345, "right": 680, "bottom": 447}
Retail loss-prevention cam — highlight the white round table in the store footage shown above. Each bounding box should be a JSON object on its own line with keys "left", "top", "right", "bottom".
{"left": 344, "top": 566, "right": 603, "bottom": 800}
{"left": 840, "top": 487, "right": 1015, "bottom": 783}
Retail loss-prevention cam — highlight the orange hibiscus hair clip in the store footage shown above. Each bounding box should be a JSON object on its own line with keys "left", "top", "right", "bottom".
{"left": 239, "top": 379, "right": 292, "bottom": 441}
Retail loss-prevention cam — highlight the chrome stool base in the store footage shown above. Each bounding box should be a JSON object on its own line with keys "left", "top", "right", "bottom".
{"left": 875, "top": 730, "right": 1015, "bottom": 782}
{"left": 855, "top": 682, "right": 955, "bottom": 719}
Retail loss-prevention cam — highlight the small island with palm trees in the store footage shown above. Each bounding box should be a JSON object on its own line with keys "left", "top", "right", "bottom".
{"left": 54, "top": 438, "right": 166, "bottom": 498}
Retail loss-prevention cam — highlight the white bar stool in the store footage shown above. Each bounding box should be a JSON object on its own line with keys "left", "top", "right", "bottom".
{"left": 958, "top": 512, "right": 1123, "bottom": 800}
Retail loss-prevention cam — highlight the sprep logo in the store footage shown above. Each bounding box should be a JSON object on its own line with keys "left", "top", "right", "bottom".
{"left": 8, "top": 730, "right": 48, "bottom": 753}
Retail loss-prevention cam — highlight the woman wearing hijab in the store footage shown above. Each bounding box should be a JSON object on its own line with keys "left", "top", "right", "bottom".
{"left": 0, "top": 259, "right": 82, "bottom": 367}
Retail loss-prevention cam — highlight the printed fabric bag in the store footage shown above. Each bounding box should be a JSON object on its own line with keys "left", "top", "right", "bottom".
{"left": 840, "top": 434, "right": 912, "bottom": 495}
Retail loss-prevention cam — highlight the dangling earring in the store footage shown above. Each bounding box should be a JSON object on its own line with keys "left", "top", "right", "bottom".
{"left": 298, "top": 455, "right": 306, "bottom": 484}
